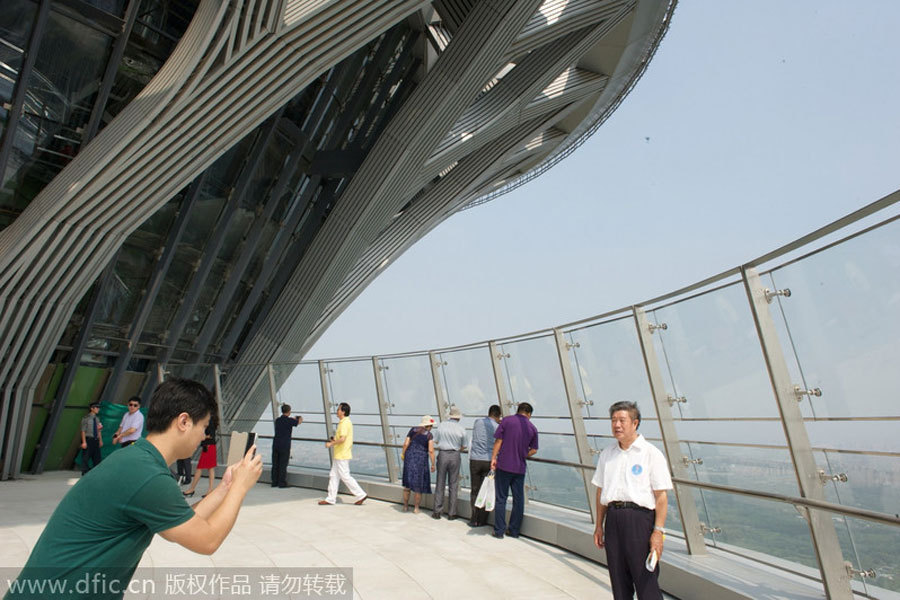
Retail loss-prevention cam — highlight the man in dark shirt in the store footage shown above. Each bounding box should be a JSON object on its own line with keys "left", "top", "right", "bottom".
{"left": 272, "top": 404, "right": 303, "bottom": 488}
{"left": 490, "top": 402, "right": 538, "bottom": 539}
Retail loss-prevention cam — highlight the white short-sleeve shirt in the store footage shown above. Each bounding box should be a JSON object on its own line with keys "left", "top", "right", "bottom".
{"left": 592, "top": 434, "right": 672, "bottom": 510}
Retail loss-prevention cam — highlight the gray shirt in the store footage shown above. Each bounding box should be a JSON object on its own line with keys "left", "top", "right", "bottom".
{"left": 80, "top": 414, "right": 100, "bottom": 438}
{"left": 469, "top": 416, "right": 497, "bottom": 461}
{"left": 434, "top": 419, "right": 466, "bottom": 451}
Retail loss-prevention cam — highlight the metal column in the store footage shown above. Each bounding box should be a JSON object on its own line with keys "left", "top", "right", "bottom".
{"left": 319, "top": 361, "right": 334, "bottom": 469}
{"left": 267, "top": 364, "right": 280, "bottom": 422}
{"left": 742, "top": 267, "right": 851, "bottom": 599}
{"left": 372, "top": 357, "right": 399, "bottom": 483}
{"left": 429, "top": 351, "right": 449, "bottom": 421}
{"left": 488, "top": 342, "right": 513, "bottom": 416}
{"left": 552, "top": 328, "right": 597, "bottom": 523}
{"left": 212, "top": 364, "right": 228, "bottom": 463}
{"left": 633, "top": 307, "right": 707, "bottom": 555}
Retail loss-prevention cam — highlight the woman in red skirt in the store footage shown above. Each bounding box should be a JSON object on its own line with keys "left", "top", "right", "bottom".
{"left": 183, "top": 426, "right": 217, "bottom": 497}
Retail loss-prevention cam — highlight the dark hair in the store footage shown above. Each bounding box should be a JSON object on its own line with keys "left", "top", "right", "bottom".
{"left": 488, "top": 404, "right": 501, "bottom": 418}
{"left": 128, "top": 396, "right": 141, "bottom": 405}
{"left": 338, "top": 402, "right": 351, "bottom": 416}
{"left": 281, "top": 404, "right": 291, "bottom": 414}
{"left": 609, "top": 401, "right": 641, "bottom": 428}
{"left": 89, "top": 402, "right": 100, "bottom": 409}
{"left": 516, "top": 402, "right": 533, "bottom": 416}
{"left": 145, "top": 378, "right": 217, "bottom": 434}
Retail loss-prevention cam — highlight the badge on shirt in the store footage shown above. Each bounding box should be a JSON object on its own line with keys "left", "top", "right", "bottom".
{"left": 631, "top": 464, "right": 643, "bottom": 475}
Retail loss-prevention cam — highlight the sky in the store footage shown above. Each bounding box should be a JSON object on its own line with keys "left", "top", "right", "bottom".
{"left": 308, "top": 0, "right": 900, "bottom": 360}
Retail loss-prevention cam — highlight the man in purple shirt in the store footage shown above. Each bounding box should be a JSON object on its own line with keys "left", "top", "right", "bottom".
{"left": 490, "top": 402, "right": 538, "bottom": 539}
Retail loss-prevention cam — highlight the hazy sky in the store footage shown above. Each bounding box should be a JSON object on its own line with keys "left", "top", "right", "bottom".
{"left": 308, "top": 0, "right": 900, "bottom": 360}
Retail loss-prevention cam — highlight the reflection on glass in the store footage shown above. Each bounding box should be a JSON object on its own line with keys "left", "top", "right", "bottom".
{"left": 438, "top": 346, "right": 499, "bottom": 416}
{"left": 767, "top": 219, "right": 900, "bottom": 419}
{"left": 567, "top": 316, "right": 656, "bottom": 419}
{"left": 499, "top": 335, "right": 569, "bottom": 417}
{"left": 649, "top": 283, "right": 777, "bottom": 418}
{"left": 380, "top": 355, "right": 437, "bottom": 415}
{"left": 326, "top": 360, "right": 379, "bottom": 415}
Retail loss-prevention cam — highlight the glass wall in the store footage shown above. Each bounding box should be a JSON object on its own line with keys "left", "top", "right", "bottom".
{"left": 170, "top": 204, "right": 900, "bottom": 596}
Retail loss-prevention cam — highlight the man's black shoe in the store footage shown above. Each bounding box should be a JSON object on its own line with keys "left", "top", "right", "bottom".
{"left": 431, "top": 513, "right": 441, "bottom": 520}
{"left": 491, "top": 531, "right": 504, "bottom": 539}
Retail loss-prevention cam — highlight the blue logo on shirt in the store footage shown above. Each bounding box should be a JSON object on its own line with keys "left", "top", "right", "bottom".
{"left": 631, "top": 464, "right": 643, "bottom": 475}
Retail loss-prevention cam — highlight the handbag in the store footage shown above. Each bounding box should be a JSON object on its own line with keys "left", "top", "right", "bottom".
{"left": 474, "top": 471, "right": 496, "bottom": 512}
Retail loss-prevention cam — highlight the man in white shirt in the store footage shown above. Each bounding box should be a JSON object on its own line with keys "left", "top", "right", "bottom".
{"left": 431, "top": 405, "right": 466, "bottom": 520}
{"left": 592, "top": 401, "right": 672, "bottom": 599}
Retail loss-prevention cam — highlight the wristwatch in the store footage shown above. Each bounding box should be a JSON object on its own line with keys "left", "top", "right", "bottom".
{"left": 654, "top": 526, "right": 666, "bottom": 534}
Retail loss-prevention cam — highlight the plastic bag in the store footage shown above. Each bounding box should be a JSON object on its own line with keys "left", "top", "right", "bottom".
{"left": 474, "top": 471, "right": 496, "bottom": 512}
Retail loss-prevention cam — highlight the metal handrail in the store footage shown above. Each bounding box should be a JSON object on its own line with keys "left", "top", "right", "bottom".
{"left": 239, "top": 431, "right": 900, "bottom": 529}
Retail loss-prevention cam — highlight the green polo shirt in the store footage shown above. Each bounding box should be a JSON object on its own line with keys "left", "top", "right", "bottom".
{"left": 6, "top": 439, "right": 194, "bottom": 599}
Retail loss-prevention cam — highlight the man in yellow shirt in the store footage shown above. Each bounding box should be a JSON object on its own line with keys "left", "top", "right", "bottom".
{"left": 318, "top": 402, "right": 367, "bottom": 505}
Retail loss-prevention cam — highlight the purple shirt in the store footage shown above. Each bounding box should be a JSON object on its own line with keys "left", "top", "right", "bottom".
{"left": 494, "top": 414, "right": 538, "bottom": 475}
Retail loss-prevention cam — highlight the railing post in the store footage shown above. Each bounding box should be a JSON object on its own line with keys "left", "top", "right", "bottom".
{"left": 373, "top": 357, "right": 399, "bottom": 483}
{"left": 319, "top": 361, "right": 334, "bottom": 469}
{"left": 429, "top": 351, "right": 449, "bottom": 421}
{"left": 488, "top": 342, "right": 513, "bottom": 416}
{"left": 742, "top": 267, "right": 852, "bottom": 599}
{"left": 552, "top": 328, "right": 597, "bottom": 523}
{"left": 213, "top": 364, "right": 229, "bottom": 463}
{"left": 633, "top": 307, "right": 708, "bottom": 556}
{"left": 267, "top": 364, "right": 280, "bottom": 422}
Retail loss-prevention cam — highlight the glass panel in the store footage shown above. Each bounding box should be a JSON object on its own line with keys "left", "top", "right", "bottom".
{"left": 379, "top": 354, "right": 437, "bottom": 416}
{"left": 699, "top": 489, "right": 818, "bottom": 570}
{"left": 526, "top": 462, "right": 588, "bottom": 512}
{"left": 767, "top": 218, "right": 900, "bottom": 419}
{"left": 498, "top": 334, "right": 569, "bottom": 417}
{"left": 840, "top": 515, "right": 900, "bottom": 595}
{"left": 817, "top": 450, "right": 900, "bottom": 516}
{"left": 566, "top": 315, "right": 656, "bottom": 419}
{"left": 649, "top": 283, "right": 778, "bottom": 418}
{"left": 682, "top": 441, "right": 799, "bottom": 497}
{"left": 325, "top": 359, "right": 379, "bottom": 415}
{"left": 675, "top": 419, "right": 788, "bottom": 447}
{"left": 2, "top": 11, "right": 112, "bottom": 214}
{"left": 437, "top": 346, "right": 499, "bottom": 417}
{"left": 288, "top": 440, "right": 331, "bottom": 472}
{"left": 273, "top": 362, "right": 324, "bottom": 415}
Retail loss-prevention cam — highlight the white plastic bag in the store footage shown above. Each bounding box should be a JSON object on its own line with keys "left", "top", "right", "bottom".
{"left": 474, "top": 471, "right": 496, "bottom": 512}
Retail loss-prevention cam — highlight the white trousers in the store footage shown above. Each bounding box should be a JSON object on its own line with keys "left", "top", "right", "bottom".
{"left": 325, "top": 459, "right": 366, "bottom": 503}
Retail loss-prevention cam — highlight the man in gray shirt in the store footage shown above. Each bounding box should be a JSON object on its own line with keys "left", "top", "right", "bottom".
{"left": 468, "top": 404, "right": 501, "bottom": 527}
{"left": 432, "top": 405, "right": 466, "bottom": 520}
{"left": 79, "top": 402, "right": 104, "bottom": 474}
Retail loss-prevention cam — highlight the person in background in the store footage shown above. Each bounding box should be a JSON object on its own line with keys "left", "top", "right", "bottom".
{"left": 183, "top": 425, "right": 217, "bottom": 498}
{"left": 432, "top": 405, "right": 466, "bottom": 520}
{"left": 319, "top": 402, "right": 367, "bottom": 506}
{"left": 272, "top": 403, "right": 303, "bottom": 488}
{"left": 79, "top": 402, "right": 103, "bottom": 474}
{"left": 593, "top": 401, "right": 671, "bottom": 600}
{"left": 112, "top": 396, "right": 144, "bottom": 448}
{"left": 401, "top": 415, "right": 436, "bottom": 513}
{"left": 490, "top": 402, "right": 538, "bottom": 539}
{"left": 468, "top": 404, "right": 501, "bottom": 527}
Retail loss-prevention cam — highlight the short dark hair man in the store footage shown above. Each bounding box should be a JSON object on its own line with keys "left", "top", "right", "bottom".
{"left": 592, "top": 401, "right": 671, "bottom": 599}
{"left": 112, "top": 396, "right": 143, "bottom": 447}
{"left": 79, "top": 402, "right": 103, "bottom": 474}
{"left": 272, "top": 404, "right": 303, "bottom": 488}
{"left": 468, "top": 404, "right": 501, "bottom": 527}
{"left": 490, "top": 402, "right": 538, "bottom": 539}
{"left": 6, "top": 378, "right": 263, "bottom": 600}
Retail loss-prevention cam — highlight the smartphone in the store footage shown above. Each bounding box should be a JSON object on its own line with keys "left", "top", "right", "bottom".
{"left": 245, "top": 432, "right": 257, "bottom": 456}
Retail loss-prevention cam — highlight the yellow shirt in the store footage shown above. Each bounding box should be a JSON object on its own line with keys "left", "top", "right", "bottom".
{"left": 333, "top": 417, "right": 353, "bottom": 460}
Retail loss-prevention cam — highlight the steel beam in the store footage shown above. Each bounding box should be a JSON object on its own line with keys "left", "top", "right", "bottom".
{"left": 319, "top": 360, "right": 334, "bottom": 469}
{"left": 429, "top": 351, "right": 449, "bottom": 421}
{"left": 488, "top": 341, "right": 513, "bottom": 417}
{"left": 372, "top": 357, "right": 399, "bottom": 483}
{"left": 742, "top": 267, "right": 851, "bottom": 599}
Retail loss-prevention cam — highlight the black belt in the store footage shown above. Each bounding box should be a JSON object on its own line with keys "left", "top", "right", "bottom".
{"left": 608, "top": 501, "right": 651, "bottom": 512}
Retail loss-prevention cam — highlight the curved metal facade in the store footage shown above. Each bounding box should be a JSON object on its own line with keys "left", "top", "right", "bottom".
{"left": 0, "top": 0, "right": 674, "bottom": 478}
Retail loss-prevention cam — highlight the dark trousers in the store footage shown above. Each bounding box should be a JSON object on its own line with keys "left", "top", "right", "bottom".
{"left": 81, "top": 437, "right": 102, "bottom": 473}
{"left": 271, "top": 444, "right": 290, "bottom": 487}
{"left": 176, "top": 458, "right": 192, "bottom": 484}
{"left": 469, "top": 459, "right": 492, "bottom": 525}
{"left": 605, "top": 506, "right": 662, "bottom": 600}
{"left": 433, "top": 449, "right": 461, "bottom": 516}
{"left": 493, "top": 468, "right": 525, "bottom": 537}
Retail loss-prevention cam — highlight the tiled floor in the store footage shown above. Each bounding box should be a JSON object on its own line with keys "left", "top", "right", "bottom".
{"left": 1, "top": 471, "right": 618, "bottom": 599}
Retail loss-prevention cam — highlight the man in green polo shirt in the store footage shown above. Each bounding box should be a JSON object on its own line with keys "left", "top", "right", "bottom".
{"left": 5, "top": 378, "right": 262, "bottom": 599}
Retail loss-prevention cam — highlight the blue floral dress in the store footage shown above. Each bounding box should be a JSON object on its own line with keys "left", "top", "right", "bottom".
{"left": 401, "top": 427, "right": 432, "bottom": 493}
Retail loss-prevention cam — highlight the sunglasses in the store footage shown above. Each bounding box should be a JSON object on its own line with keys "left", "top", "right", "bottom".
{"left": 128, "top": 403, "right": 139, "bottom": 407}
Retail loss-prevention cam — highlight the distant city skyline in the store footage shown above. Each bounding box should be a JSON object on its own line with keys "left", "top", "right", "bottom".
{"left": 309, "top": 1, "right": 900, "bottom": 359}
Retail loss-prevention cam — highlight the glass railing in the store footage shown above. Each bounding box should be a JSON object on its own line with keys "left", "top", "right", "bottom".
{"left": 171, "top": 191, "right": 900, "bottom": 598}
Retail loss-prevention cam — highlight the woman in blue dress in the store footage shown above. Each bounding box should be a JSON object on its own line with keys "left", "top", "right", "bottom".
{"left": 401, "top": 415, "right": 436, "bottom": 513}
